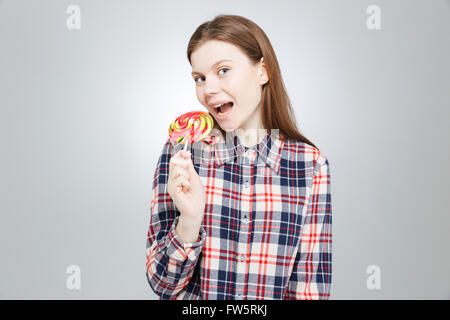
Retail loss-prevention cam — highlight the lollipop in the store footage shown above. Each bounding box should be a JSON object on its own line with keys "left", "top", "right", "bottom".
{"left": 168, "top": 111, "right": 214, "bottom": 151}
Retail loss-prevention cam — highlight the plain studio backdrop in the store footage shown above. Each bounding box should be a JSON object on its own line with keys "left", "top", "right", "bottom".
{"left": 0, "top": 0, "right": 449, "bottom": 299}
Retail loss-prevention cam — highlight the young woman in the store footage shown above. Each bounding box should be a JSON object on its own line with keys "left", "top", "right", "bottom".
{"left": 146, "top": 14, "right": 332, "bottom": 300}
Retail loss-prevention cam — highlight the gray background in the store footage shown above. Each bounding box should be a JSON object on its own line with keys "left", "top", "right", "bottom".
{"left": 0, "top": 0, "right": 449, "bottom": 299}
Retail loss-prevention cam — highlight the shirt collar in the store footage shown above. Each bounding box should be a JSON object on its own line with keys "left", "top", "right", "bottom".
{"left": 196, "top": 129, "right": 285, "bottom": 174}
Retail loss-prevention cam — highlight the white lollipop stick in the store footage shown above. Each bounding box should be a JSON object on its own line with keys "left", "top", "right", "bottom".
{"left": 183, "top": 118, "right": 194, "bottom": 152}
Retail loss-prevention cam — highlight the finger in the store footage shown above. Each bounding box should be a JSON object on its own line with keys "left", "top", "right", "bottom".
{"left": 173, "top": 172, "right": 189, "bottom": 185}
{"left": 169, "top": 163, "right": 188, "bottom": 179}
{"left": 170, "top": 158, "right": 189, "bottom": 170}
{"left": 178, "top": 151, "right": 193, "bottom": 166}
{"left": 173, "top": 175, "right": 191, "bottom": 192}
{"left": 184, "top": 157, "right": 196, "bottom": 174}
{"left": 176, "top": 149, "right": 191, "bottom": 160}
{"left": 172, "top": 166, "right": 190, "bottom": 180}
{"left": 182, "top": 150, "right": 191, "bottom": 159}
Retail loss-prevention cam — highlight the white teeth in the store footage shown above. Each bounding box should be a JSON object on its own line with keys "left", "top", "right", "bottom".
{"left": 214, "top": 103, "right": 226, "bottom": 109}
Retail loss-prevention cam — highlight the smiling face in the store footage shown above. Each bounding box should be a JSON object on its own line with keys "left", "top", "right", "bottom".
{"left": 190, "top": 40, "right": 268, "bottom": 133}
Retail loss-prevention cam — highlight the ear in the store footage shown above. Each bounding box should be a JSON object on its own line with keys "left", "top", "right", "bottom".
{"left": 258, "top": 57, "right": 269, "bottom": 85}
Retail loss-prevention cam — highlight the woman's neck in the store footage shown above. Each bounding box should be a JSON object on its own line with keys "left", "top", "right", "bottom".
{"left": 236, "top": 128, "right": 267, "bottom": 148}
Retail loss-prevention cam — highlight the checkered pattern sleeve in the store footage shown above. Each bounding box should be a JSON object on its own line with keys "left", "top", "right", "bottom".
{"left": 285, "top": 156, "right": 333, "bottom": 300}
{"left": 145, "top": 139, "right": 205, "bottom": 299}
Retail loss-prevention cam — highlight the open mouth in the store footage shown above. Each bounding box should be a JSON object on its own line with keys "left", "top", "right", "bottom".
{"left": 213, "top": 101, "right": 234, "bottom": 115}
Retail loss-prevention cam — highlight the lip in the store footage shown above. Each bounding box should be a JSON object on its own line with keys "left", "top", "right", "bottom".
{"left": 213, "top": 103, "right": 234, "bottom": 120}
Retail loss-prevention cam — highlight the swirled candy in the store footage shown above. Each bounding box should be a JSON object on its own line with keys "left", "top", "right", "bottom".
{"left": 168, "top": 111, "right": 214, "bottom": 146}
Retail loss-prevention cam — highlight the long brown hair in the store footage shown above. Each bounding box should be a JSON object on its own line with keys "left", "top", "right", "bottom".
{"left": 187, "top": 14, "right": 319, "bottom": 150}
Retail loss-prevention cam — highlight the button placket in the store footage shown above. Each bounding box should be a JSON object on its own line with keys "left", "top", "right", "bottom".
{"left": 236, "top": 151, "right": 252, "bottom": 298}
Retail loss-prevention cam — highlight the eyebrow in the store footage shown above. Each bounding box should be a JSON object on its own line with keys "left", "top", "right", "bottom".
{"left": 191, "top": 59, "right": 234, "bottom": 76}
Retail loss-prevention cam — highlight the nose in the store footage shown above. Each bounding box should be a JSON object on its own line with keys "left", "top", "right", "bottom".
{"left": 203, "top": 77, "right": 220, "bottom": 96}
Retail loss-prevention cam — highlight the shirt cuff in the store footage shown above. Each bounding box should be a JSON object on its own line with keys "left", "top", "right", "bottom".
{"left": 165, "top": 216, "right": 205, "bottom": 263}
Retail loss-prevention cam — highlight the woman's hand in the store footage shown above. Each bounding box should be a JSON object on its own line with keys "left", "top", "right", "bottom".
{"left": 167, "top": 150, "right": 206, "bottom": 241}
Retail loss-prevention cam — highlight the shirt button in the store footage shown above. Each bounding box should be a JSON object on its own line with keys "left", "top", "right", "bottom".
{"left": 236, "top": 293, "right": 244, "bottom": 300}
{"left": 242, "top": 217, "right": 249, "bottom": 224}
{"left": 244, "top": 180, "right": 250, "bottom": 188}
{"left": 239, "top": 254, "right": 247, "bottom": 262}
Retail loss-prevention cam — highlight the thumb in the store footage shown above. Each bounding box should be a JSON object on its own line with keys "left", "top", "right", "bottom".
{"left": 184, "top": 152, "right": 196, "bottom": 173}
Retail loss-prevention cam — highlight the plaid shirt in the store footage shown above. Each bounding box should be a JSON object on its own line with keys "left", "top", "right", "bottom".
{"left": 146, "top": 129, "right": 332, "bottom": 300}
